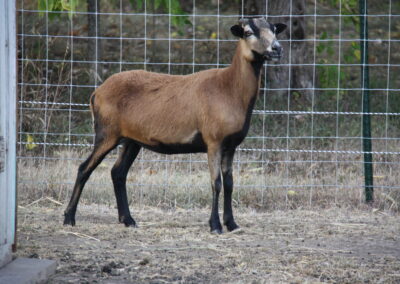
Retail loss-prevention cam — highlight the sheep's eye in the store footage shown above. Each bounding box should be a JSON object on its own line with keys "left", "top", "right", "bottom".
{"left": 244, "top": 31, "right": 253, "bottom": 37}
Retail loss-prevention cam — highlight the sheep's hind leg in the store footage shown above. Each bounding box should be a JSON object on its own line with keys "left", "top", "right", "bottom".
{"left": 111, "top": 139, "right": 141, "bottom": 227}
{"left": 64, "top": 136, "right": 119, "bottom": 226}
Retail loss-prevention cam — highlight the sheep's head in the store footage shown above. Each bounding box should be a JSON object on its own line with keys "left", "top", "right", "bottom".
{"left": 231, "top": 17, "right": 286, "bottom": 61}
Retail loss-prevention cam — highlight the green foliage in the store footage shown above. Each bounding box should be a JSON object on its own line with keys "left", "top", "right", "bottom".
{"left": 316, "top": 32, "right": 335, "bottom": 56}
{"left": 317, "top": 36, "right": 359, "bottom": 90}
{"left": 132, "top": 0, "right": 191, "bottom": 30}
{"left": 317, "top": 32, "right": 342, "bottom": 90}
{"left": 341, "top": 0, "right": 359, "bottom": 26}
{"left": 168, "top": 0, "right": 191, "bottom": 27}
{"left": 38, "top": 0, "right": 191, "bottom": 31}
{"left": 316, "top": 0, "right": 360, "bottom": 92}
{"left": 316, "top": 1, "right": 361, "bottom": 92}
{"left": 321, "top": 0, "right": 359, "bottom": 26}
{"left": 133, "top": 0, "right": 144, "bottom": 10}
{"left": 343, "top": 42, "right": 361, "bottom": 64}
{"left": 37, "top": 0, "right": 81, "bottom": 20}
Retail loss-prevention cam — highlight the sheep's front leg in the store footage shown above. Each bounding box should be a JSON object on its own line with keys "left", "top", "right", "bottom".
{"left": 222, "top": 148, "right": 239, "bottom": 232}
{"left": 207, "top": 145, "right": 223, "bottom": 234}
{"left": 111, "top": 140, "right": 141, "bottom": 227}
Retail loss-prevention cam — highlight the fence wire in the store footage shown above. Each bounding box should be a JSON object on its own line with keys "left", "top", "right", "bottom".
{"left": 17, "top": 0, "right": 400, "bottom": 210}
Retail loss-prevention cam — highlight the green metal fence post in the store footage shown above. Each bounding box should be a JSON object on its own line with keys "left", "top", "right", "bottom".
{"left": 359, "top": 0, "right": 374, "bottom": 202}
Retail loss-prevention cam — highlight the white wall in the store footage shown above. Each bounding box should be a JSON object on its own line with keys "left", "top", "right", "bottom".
{"left": 0, "top": 0, "right": 17, "bottom": 268}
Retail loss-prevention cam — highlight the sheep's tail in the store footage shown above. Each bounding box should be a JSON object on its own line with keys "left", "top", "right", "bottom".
{"left": 89, "top": 92, "right": 96, "bottom": 129}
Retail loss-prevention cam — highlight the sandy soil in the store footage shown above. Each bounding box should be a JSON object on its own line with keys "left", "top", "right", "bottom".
{"left": 15, "top": 203, "right": 400, "bottom": 283}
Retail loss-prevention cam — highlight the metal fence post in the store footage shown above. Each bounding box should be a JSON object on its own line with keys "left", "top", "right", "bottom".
{"left": 0, "top": 0, "right": 17, "bottom": 267}
{"left": 359, "top": 0, "right": 374, "bottom": 202}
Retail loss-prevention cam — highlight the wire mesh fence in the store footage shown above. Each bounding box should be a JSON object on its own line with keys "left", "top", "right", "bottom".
{"left": 17, "top": 0, "right": 400, "bottom": 210}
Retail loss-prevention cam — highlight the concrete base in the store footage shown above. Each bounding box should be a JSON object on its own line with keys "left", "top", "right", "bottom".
{"left": 0, "top": 258, "right": 57, "bottom": 284}
{"left": 0, "top": 244, "right": 12, "bottom": 268}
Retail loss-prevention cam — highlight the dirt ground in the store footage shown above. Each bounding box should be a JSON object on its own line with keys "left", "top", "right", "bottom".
{"left": 15, "top": 203, "right": 400, "bottom": 283}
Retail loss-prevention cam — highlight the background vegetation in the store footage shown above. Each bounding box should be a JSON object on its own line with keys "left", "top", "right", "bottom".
{"left": 17, "top": 0, "right": 400, "bottom": 211}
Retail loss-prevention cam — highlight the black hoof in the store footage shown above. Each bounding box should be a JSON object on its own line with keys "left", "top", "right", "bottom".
{"left": 209, "top": 219, "right": 223, "bottom": 234}
{"left": 211, "top": 228, "right": 223, "bottom": 234}
{"left": 225, "top": 221, "right": 240, "bottom": 232}
{"left": 125, "top": 222, "right": 138, "bottom": 228}
{"left": 229, "top": 227, "right": 243, "bottom": 234}
{"left": 63, "top": 212, "right": 76, "bottom": 226}
{"left": 120, "top": 216, "right": 137, "bottom": 228}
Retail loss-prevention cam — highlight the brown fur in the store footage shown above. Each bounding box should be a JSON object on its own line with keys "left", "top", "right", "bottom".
{"left": 91, "top": 39, "right": 259, "bottom": 148}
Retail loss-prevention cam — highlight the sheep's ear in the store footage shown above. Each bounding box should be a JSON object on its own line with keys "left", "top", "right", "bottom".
{"left": 231, "top": 25, "right": 244, "bottom": 38}
{"left": 274, "top": 23, "right": 287, "bottom": 34}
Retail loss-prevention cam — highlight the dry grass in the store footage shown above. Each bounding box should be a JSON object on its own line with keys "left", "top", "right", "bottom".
{"left": 18, "top": 149, "right": 400, "bottom": 213}
{"left": 16, "top": 151, "right": 400, "bottom": 283}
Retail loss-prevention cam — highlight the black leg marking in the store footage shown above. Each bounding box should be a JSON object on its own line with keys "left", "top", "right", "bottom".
{"left": 111, "top": 140, "right": 141, "bottom": 227}
{"left": 64, "top": 136, "right": 119, "bottom": 226}
{"left": 207, "top": 146, "right": 223, "bottom": 234}
{"left": 222, "top": 148, "right": 239, "bottom": 232}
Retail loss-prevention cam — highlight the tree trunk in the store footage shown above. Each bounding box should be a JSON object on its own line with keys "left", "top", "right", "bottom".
{"left": 87, "top": 0, "right": 102, "bottom": 85}
{"left": 241, "top": 0, "right": 314, "bottom": 105}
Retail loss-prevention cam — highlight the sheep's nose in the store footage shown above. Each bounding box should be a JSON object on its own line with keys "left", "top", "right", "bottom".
{"left": 272, "top": 45, "right": 281, "bottom": 52}
{"left": 272, "top": 41, "right": 282, "bottom": 53}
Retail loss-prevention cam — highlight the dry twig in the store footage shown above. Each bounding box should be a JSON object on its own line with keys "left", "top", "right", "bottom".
{"left": 60, "top": 230, "right": 101, "bottom": 242}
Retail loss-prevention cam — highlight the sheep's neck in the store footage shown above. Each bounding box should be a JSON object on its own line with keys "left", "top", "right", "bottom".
{"left": 223, "top": 40, "right": 263, "bottom": 109}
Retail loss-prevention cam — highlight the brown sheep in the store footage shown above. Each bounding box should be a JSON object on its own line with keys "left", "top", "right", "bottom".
{"left": 64, "top": 17, "right": 286, "bottom": 233}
